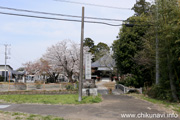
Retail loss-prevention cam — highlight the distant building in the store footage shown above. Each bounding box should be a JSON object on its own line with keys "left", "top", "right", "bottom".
{"left": 0, "top": 65, "right": 13, "bottom": 81}
{"left": 91, "top": 54, "right": 116, "bottom": 81}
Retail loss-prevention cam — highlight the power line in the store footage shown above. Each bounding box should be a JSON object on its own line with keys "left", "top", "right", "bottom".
{"left": 0, "top": 6, "right": 125, "bottom": 22}
{"left": 54, "top": 0, "right": 132, "bottom": 10}
{"left": 0, "top": 11, "right": 122, "bottom": 26}
{"left": 0, "top": 6, "right": 153, "bottom": 23}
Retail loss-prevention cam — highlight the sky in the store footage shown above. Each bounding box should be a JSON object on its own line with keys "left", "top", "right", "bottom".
{"left": 0, "top": 0, "right": 153, "bottom": 70}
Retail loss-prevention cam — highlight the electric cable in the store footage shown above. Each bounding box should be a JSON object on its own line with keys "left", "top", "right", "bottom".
{"left": 54, "top": 0, "right": 132, "bottom": 10}
{"left": 0, "top": 11, "right": 123, "bottom": 26}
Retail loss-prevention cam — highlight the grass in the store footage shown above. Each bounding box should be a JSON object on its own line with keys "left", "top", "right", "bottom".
{"left": 0, "top": 94, "right": 102, "bottom": 105}
{"left": 0, "top": 110, "right": 64, "bottom": 120}
{"left": 129, "top": 93, "right": 180, "bottom": 114}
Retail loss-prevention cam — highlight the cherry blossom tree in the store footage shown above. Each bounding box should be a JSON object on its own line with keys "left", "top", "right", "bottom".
{"left": 23, "top": 59, "right": 62, "bottom": 83}
{"left": 43, "top": 40, "right": 80, "bottom": 83}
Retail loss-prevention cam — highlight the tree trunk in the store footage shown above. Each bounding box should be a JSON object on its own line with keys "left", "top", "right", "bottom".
{"left": 68, "top": 75, "right": 73, "bottom": 83}
{"left": 67, "top": 71, "right": 73, "bottom": 83}
{"left": 167, "top": 54, "right": 179, "bottom": 102}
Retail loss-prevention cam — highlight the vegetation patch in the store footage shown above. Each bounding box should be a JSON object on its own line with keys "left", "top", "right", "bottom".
{"left": 0, "top": 110, "right": 64, "bottom": 120}
{"left": 129, "top": 94, "right": 180, "bottom": 114}
{"left": 0, "top": 94, "right": 102, "bottom": 104}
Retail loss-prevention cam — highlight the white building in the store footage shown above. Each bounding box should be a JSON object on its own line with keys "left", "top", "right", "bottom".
{"left": 0, "top": 65, "right": 13, "bottom": 81}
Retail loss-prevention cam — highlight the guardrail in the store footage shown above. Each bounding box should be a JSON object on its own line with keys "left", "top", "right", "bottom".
{"left": 115, "top": 84, "right": 142, "bottom": 94}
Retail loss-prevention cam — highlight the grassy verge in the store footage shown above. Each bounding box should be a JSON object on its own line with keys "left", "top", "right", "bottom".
{"left": 129, "top": 94, "right": 180, "bottom": 114}
{"left": 0, "top": 94, "right": 102, "bottom": 105}
{"left": 0, "top": 110, "right": 64, "bottom": 120}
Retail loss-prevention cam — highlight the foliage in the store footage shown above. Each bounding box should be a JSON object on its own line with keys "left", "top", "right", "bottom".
{"left": 83, "top": 38, "right": 95, "bottom": 51}
{"left": 0, "top": 111, "right": 65, "bottom": 120}
{"left": 16, "top": 67, "right": 25, "bottom": 71}
{"left": 132, "top": 0, "right": 151, "bottom": 16}
{"left": 65, "top": 84, "right": 74, "bottom": 91}
{"left": 94, "top": 42, "right": 110, "bottom": 61}
{"left": 120, "top": 76, "right": 139, "bottom": 88}
{"left": 129, "top": 94, "right": 180, "bottom": 114}
{"left": 0, "top": 75, "right": 4, "bottom": 82}
{"left": 113, "top": 0, "right": 180, "bottom": 102}
{"left": 43, "top": 40, "right": 80, "bottom": 83}
{"left": 0, "top": 94, "right": 102, "bottom": 104}
{"left": 112, "top": 14, "right": 151, "bottom": 87}
{"left": 145, "top": 84, "right": 173, "bottom": 101}
{"left": 84, "top": 38, "right": 110, "bottom": 62}
{"left": 23, "top": 59, "right": 61, "bottom": 83}
{"left": 154, "top": 0, "right": 180, "bottom": 102}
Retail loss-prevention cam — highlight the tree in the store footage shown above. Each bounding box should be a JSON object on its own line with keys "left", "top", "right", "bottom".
{"left": 23, "top": 61, "right": 40, "bottom": 75}
{"left": 83, "top": 38, "right": 97, "bottom": 55}
{"left": 83, "top": 38, "right": 110, "bottom": 62}
{"left": 132, "top": 0, "right": 151, "bottom": 16}
{"left": 113, "top": 0, "right": 180, "bottom": 102}
{"left": 153, "top": 0, "right": 180, "bottom": 102}
{"left": 16, "top": 67, "right": 25, "bottom": 71}
{"left": 94, "top": 42, "right": 110, "bottom": 61}
{"left": 43, "top": 40, "right": 80, "bottom": 83}
{"left": 83, "top": 38, "right": 95, "bottom": 49}
{"left": 23, "top": 59, "right": 61, "bottom": 83}
{"left": 112, "top": 15, "right": 151, "bottom": 87}
{"left": 132, "top": 0, "right": 180, "bottom": 101}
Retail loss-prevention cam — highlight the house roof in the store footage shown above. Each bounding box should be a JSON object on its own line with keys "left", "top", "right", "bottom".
{"left": 91, "top": 54, "right": 115, "bottom": 68}
{"left": 12, "top": 70, "right": 26, "bottom": 75}
{"left": 0, "top": 65, "right": 13, "bottom": 70}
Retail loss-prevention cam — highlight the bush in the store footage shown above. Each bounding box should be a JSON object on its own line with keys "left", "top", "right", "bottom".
{"left": 65, "top": 84, "right": 74, "bottom": 91}
{"left": 75, "top": 81, "right": 79, "bottom": 89}
{"left": 0, "top": 76, "right": 4, "bottom": 82}
{"left": 14, "top": 82, "right": 27, "bottom": 90}
{"left": 118, "top": 75, "right": 139, "bottom": 88}
{"left": 34, "top": 80, "right": 43, "bottom": 89}
{"left": 145, "top": 84, "right": 173, "bottom": 101}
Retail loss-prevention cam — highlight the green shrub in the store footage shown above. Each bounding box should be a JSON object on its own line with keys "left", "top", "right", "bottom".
{"left": 145, "top": 84, "right": 173, "bottom": 101}
{"left": 118, "top": 76, "right": 139, "bottom": 87}
{"left": 75, "top": 81, "right": 79, "bottom": 89}
{"left": 0, "top": 76, "right": 4, "bottom": 82}
{"left": 65, "top": 84, "right": 74, "bottom": 91}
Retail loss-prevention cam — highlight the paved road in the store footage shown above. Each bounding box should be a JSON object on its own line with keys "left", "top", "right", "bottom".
{"left": 0, "top": 81, "right": 179, "bottom": 120}
{"left": 0, "top": 95, "right": 179, "bottom": 120}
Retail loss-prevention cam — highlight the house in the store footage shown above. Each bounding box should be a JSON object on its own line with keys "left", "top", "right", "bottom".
{"left": 12, "top": 70, "right": 26, "bottom": 82}
{"left": 91, "top": 54, "right": 116, "bottom": 81}
{"left": 0, "top": 65, "right": 13, "bottom": 81}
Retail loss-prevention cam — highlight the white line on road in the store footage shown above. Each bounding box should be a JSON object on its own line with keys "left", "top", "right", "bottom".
{"left": 0, "top": 105, "right": 10, "bottom": 109}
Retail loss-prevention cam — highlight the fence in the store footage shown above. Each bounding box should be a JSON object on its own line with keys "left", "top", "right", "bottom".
{"left": 115, "top": 84, "right": 142, "bottom": 94}
{"left": 0, "top": 82, "right": 78, "bottom": 92}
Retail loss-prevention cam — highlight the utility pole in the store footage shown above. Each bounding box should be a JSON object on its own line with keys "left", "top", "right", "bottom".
{"left": 4, "top": 44, "right": 10, "bottom": 82}
{"left": 155, "top": 0, "right": 159, "bottom": 84}
{"left": 79, "top": 7, "right": 84, "bottom": 102}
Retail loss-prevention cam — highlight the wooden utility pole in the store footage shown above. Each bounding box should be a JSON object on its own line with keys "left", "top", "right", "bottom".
{"left": 79, "top": 7, "right": 84, "bottom": 102}
{"left": 155, "top": 0, "right": 159, "bottom": 84}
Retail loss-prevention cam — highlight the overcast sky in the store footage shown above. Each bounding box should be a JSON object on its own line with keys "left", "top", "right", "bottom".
{"left": 0, "top": 0, "right": 153, "bottom": 70}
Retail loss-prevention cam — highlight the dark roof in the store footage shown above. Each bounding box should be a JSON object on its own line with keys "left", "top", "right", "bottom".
{"left": 12, "top": 70, "right": 26, "bottom": 75}
{"left": 91, "top": 54, "right": 115, "bottom": 68}
{"left": 0, "top": 65, "right": 13, "bottom": 70}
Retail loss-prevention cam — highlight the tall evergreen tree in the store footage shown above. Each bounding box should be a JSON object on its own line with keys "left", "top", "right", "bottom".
{"left": 132, "top": 0, "right": 151, "bottom": 16}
